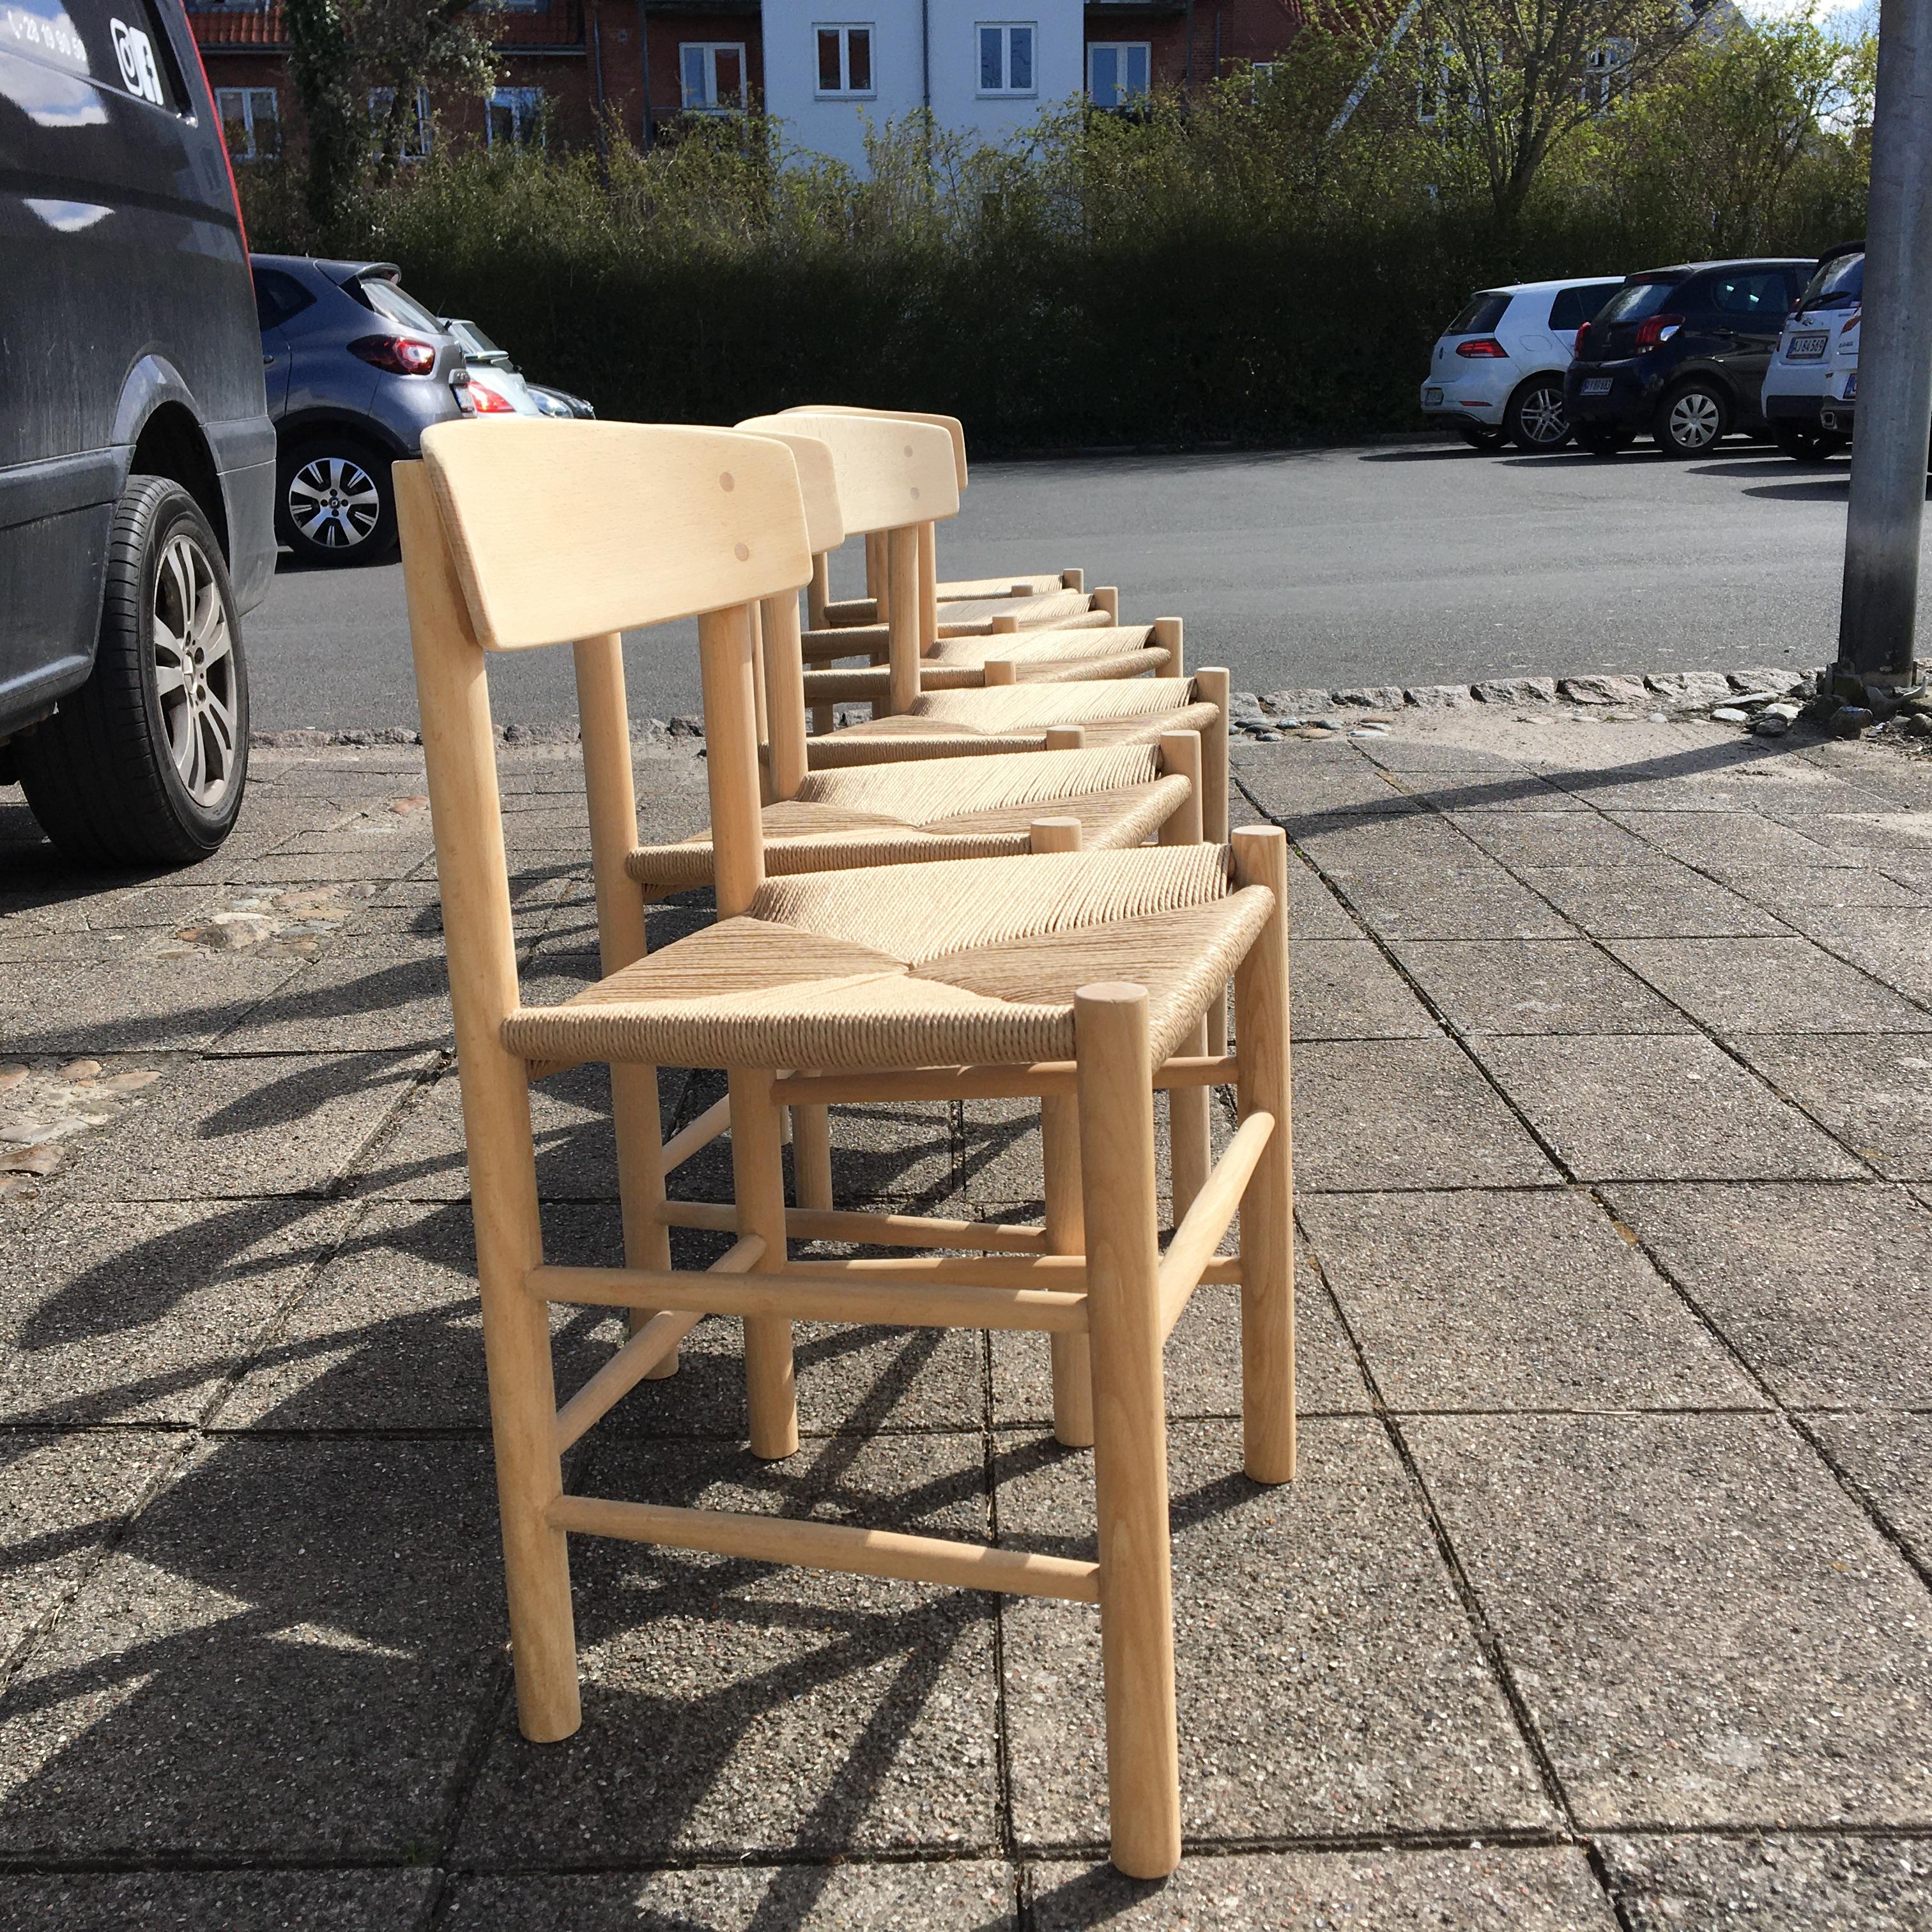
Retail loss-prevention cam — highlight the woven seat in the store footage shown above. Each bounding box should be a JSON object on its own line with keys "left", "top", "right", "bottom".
{"left": 399, "top": 414, "right": 1296, "bottom": 1883}
{"left": 800, "top": 621, "right": 1174, "bottom": 707}
{"left": 514, "top": 846, "right": 1271, "bottom": 1071}
{"left": 629, "top": 742, "right": 1193, "bottom": 888}
{"left": 822, "top": 570, "right": 1068, "bottom": 625}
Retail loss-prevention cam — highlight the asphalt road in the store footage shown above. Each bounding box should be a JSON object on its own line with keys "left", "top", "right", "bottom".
{"left": 245, "top": 435, "right": 1929, "bottom": 732}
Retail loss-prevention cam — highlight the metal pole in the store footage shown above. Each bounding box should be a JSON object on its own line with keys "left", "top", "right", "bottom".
{"left": 1836, "top": 0, "right": 1932, "bottom": 685}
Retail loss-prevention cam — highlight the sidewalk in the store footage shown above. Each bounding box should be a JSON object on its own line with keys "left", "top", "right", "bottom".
{"left": 1, "top": 704, "right": 1929, "bottom": 1929}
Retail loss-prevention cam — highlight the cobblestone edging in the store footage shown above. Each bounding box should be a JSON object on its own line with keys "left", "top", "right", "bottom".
{"left": 250, "top": 716, "right": 710, "bottom": 750}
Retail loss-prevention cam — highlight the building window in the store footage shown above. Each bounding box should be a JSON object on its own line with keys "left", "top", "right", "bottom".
{"left": 977, "top": 22, "right": 1034, "bottom": 96}
{"left": 1086, "top": 41, "right": 1147, "bottom": 108}
{"left": 368, "top": 85, "right": 431, "bottom": 160}
{"left": 815, "top": 24, "right": 873, "bottom": 96}
{"left": 680, "top": 42, "right": 746, "bottom": 111}
{"left": 1584, "top": 38, "right": 1632, "bottom": 109}
{"left": 486, "top": 86, "right": 547, "bottom": 147}
{"left": 1248, "top": 59, "right": 1275, "bottom": 97}
{"left": 215, "top": 85, "right": 279, "bottom": 158}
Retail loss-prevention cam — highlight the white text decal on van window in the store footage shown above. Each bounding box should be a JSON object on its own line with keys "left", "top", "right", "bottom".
{"left": 3, "top": 3, "right": 91, "bottom": 72}
{"left": 111, "top": 18, "right": 162, "bottom": 102}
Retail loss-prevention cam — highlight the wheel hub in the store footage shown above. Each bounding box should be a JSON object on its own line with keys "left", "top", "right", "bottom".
{"left": 151, "top": 529, "right": 238, "bottom": 809}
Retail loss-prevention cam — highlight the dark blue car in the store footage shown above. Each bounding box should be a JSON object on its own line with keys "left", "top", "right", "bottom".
{"left": 252, "top": 255, "right": 473, "bottom": 565}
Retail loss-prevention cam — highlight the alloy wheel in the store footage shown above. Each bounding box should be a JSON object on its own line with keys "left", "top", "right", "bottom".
{"left": 1667, "top": 392, "right": 1722, "bottom": 450}
{"left": 288, "top": 454, "right": 382, "bottom": 550}
{"left": 151, "top": 530, "right": 240, "bottom": 808}
{"left": 1519, "top": 385, "right": 1567, "bottom": 445}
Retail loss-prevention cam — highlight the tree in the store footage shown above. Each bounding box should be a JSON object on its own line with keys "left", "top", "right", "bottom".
{"left": 356, "top": 0, "right": 498, "bottom": 179}
{"left": 285, "top": 0, "right": 364, "bottom": 238}
{"left": 1407, "top": 0, "right": 1718, "bottom": 222}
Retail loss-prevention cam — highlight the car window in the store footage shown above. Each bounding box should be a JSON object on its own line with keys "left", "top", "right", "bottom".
{"left": 1597, "top": 279, "right": 1680, "bottom": 325}
{"left": 1445, "top": 293, "right": 1508, "bottom": 335}
{"left": 1800, "top": 252, "right": 1862, "bottom": 309}
{"left": 1548, "top": 283, "right": 1621, "bottom": 331}
{"left": 356, "top": 277, "right": 447, "bottom": 337}
{"left": 252, "top": 268, "right": 316, "bottom": 332}
{"left": 1706, "top": 272, "right": 1790, "bottom": 318}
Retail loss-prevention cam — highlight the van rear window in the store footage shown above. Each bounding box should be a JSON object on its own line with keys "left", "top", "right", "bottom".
{"left": 3, "top": 0, "right": 180, "bottom": 108}
{"left": 1445, "top": 293, "right": 1509, "bottom": 335}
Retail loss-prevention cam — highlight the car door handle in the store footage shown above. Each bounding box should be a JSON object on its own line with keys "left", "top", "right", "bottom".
{"left": 263, "top": 353, "right": 276, "bottom": 365}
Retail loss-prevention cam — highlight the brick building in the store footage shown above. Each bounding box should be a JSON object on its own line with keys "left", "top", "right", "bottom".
{"left": 188, "top": 0, "right": 1303, "bottom": 171}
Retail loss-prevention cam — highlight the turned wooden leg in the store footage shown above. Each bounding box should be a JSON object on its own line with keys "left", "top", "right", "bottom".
{"left": 1076, "top": 982, "right": 1181, "bottom": 1880}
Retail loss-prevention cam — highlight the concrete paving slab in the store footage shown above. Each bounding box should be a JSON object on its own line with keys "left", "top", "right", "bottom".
{"left": 1299, "top": 1189, "right": 1758, "bottom": 1411}
{"left": 1027, "top": 1846, "right": 1618, "bottom": 1929}
{"left": 1469, "top": 1036, "right": 1866, "bottom": 1182}
{"left": 1512, "top": 864, "right": 1792, "bottom": 937}
{"left": 1602, "top": 1182, "right": 1932, "bottom": 1408}
{"left": 1604, "top": 938, "right": 1932, "bottom": 1034}
{"left": 0, "top": 954, "right": 302, "bottom": 1059}
{"left": 1324, "top": 868, "right": 1577, "bottom": 941}
{"left": 997, "top": 1416, "right": 1556, "bottom": 1848}
{"left": 962, "top": 1091, "right": 1229, "bottom": 1216}
{"left": 0, "top": 1199, "right": 352, "bottom": 1425}
{"left": 0, "top": 1431, "right": 178, "bottom": 1660}
{"left": 1294, "top": 815, "right": 1488, "bottom": 875}
{"left": 444, "top": 1862, "right": 1018, "bottom": 1930}
{"left": 1392, "top": 940, "right": 1692, "bottom": 1034}
{"left": 1452, "top": 813, "right": 1659, "bottom": 867}
{"left": 1358, "top": 740, "right": 1532, "bottom": 773}
{"left": 1777, "top": 905, "right": 1932, "bottom": 1003}
{"left": 1404, "top": 1413, "right": 1932, "bottom": 1828}
{"left": 1290, "top": 941, "right": 1443, "bottom": 1039}
{"left": 1728, "top": 1034, "right": 1932, "bottom": 1179}
{"left": 50, "top": 1052, "right": 435, "bottom": 1201}
{"left": 1601, "top": 812, "right": 1846, "bottom": 871}
{"left": 0, "top": 1869, "right": 439, "bottom": 1931}
{"left": 1291, "top": 1040, "right": 1560, "bottom": 1190}
{"left": 991, "top": 1264, "right": 1370, "bottom": 1425}
{"left": 1807, "top": 1412, "right": 1932, "bottom": 1573}
{"left": 1755, "top": 807, "right": 1932, "bottom": 854}
{"left": 1597, "top": 1832, "right": 1932, "bottom": 1931}
{"left": 1718, "top": 864, "right": 1926, "bottom": 909}
{"left": 455, "top": 1431, "right": 1002, "bottom": 1862}
{"left": 0, "top": 1438, "right": 509, "bottom": 1859}
{"left": 1394, "top": 777, "right": 1594, "bottom": 814}
{"left": 1283, "top": 853, "right": 1361, "bottom": 940}
{"left": 217, "top": 941, "right": 454, "bottom": 1052}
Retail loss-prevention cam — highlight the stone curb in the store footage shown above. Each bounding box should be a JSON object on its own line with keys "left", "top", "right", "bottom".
{"left": 250, "top": 716, "right": 710, "bottom": 751}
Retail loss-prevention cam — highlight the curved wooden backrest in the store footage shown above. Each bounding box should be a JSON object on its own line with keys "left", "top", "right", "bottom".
{"left": 783, "top": 404, "right": 970, "bottom": 491}
{"left": 757, "top": 411, "right": 960, "bottom": 537}
{"left": 728, "top": 421, "right": 845, "bottom": 555}
{"left": 418, "top": 418, "right": 812, "bottom": 652}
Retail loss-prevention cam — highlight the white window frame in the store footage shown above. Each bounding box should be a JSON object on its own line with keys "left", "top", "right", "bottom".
{"left": 814, "top": 22, "right": 875, "bottom": 97}
{"left": 976, "top": 21, "right": 1036, "bottom": 98}
{"left": 1086, "top": 40, "right": 1149, "bottom": 109}
{"left": 486, "top": 85, "right": 548, "bottom": 147}
{"left": 367, "top": 84, "right": 431, "bottom": 161}
{"left": 215, "top": 84, "right": 279, "bottom": 160}
{"left": 1584, "top": 38, "right": 1633, "bottom": 110}
{"left": 680, "top": 41, "right": 747, "bottom": 111}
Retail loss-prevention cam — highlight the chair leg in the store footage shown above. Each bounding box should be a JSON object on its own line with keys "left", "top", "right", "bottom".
{"left": 1041, "top": 1092, "right": 1094, "bottom": 1448}
{"left": 729, "top": 1066, "right": 800, "bottom": 1460}
{"left": 1231, "top": 828, "right": 1296, "bottom": 1485}
{"left": 792, "top": 1100, "right": 834, "bottom": 1212}
{"left": 1076, "top": 983, "right": 1181, "bottom": 1880}
{"left": 1169, "top": 1015, "right": 1211, "bottom": 1222}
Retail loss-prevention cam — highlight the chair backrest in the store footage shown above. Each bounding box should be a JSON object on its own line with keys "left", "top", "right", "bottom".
{"left": 783, "top": 404, "right": 970, "bottom": 493}
{"left": 418, "top": 417, "right": 814, "bottom": 650}
{"left": 747, "top": 411, "right": 959, "bottom": 539}
{"left": 730, "top": 421, "right": 846, "bottom": 558}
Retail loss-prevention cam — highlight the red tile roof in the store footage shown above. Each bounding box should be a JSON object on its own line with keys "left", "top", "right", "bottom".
{"left": 188, "top": 1, "right": 583, "bottom": 50}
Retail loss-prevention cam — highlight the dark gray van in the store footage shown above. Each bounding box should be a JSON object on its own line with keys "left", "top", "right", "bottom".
{"left": 1, "top": 0, "right": 274, "bottom": 864}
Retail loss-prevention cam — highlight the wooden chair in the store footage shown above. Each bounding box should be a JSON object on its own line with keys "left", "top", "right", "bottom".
{"left": 398, "top": 415, "right": 1296, "bottom": 1880}
{"left": 784, "top": 404, "right": 1084, "bottom": 629}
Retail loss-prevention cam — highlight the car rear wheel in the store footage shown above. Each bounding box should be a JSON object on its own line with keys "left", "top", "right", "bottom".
{"left": 1453, "top": 423, "right": 1504, "bottom": 450}
{"left": 1771, "top": 425, "right": 1836, "bottom": 464}
{"left": 1505, "top": 378, "right": 1570, "bottom": 451}
{"left": 277, "top": 436, "right": 395, "bottom": 565}
{"left": 1655, "top": 382, "right": 1730, "bottom": 457}
{"left": 16, "top": 477, "right": 249, "bottom": 867}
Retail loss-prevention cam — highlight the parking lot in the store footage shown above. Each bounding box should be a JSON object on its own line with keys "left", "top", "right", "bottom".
{"left": 243, "top": 436, "right": 1928, "bottom": 735}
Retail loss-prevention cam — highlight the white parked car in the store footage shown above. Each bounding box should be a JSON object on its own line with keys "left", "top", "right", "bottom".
{"left": 1763, "top": 242, "right": 1860, "bottom": 461}
{"left": 1820, "top": 333, "right": 1859, "bottom": 440}
{"left": 1420, "top": 277, "right": 1625, "bottom": 450}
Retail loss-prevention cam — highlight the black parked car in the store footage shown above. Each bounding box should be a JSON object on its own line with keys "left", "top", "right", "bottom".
{"left": 252, "top": 256, "right": 473, "bottom": 565}
{"left": 1565, "top": 258, "right": 1814, "bottom": 457}
{"left": 1, "top": 0, "right": 275, "bottom": 864}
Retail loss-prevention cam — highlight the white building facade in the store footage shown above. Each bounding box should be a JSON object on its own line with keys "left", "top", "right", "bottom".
{"left": 760, "top": 0, "right": 1085, "bottom": 172}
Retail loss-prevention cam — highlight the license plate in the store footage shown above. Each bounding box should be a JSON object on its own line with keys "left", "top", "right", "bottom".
{"left": 1845, "top": 371, "right": 1859, "bottom": 400}
{"left": 1581, "top": 378, "right": 1612, "bottom": 396}
{"left": 1423, "top": 387, "right": 1443, "bottom": 406}
{"left": 1788, "top": 332, "right": 1828, "bottom": 360}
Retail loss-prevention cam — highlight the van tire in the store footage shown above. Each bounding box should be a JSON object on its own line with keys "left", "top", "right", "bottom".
{"left": 17, "top": 477, "right": 249, "bottom": 868}
{"left": 277, "top": 434, "right": 397, "bottom": 565}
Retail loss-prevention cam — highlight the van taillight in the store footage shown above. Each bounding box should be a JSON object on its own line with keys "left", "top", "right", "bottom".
{"left": 1455, "top": 337, "right": 1508, "bottom": 358}
{"left": 349, "top": 335, "right": 440, "bottom": 376}
{"left": 1634, "top": 313, "right": 1683, "bottom": 348}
